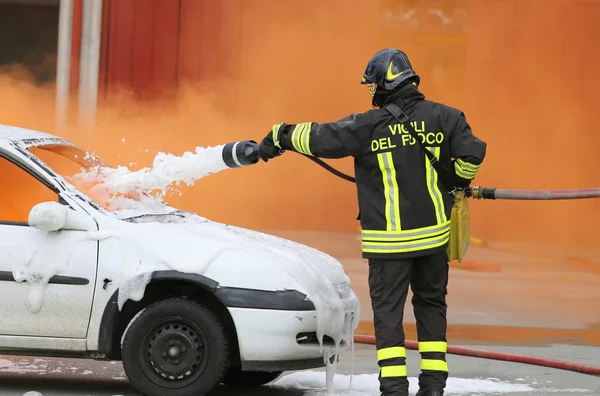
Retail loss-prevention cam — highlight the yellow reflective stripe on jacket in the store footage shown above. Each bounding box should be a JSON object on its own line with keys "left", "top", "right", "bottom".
{"left": 272, "top": 123, "right": 283, "bottom": 148}
{"left": 362, "top": 220, "right": 450, "bottom": 241}
{"left": 425, "top": 147, "right": 447, "bottom": 224}
{"left": 302, "top": 122, "right": 313, "bottom": 155}
{"left": 290, "top": 122, "right": 313, "bottom": 156}
{"left": 377, "top": 152, "right": 401, "bottom": 231}
{"left": 418, "top": 341, "right": 447, "bottom": 353}
{"left": 454, "top": 158, "right": 481, "bottom": 179}
{"left": 421, "top": 359, "right": 448, "bottom": 372}
{"left": 290, "top": 124, "right": 305, "bottom": 153}
{"left": 377, "top": 346, "right": 406, "bottom": 361}
{"left": 380, "top": 365, "right": 408, "bottom": 378}
{"left": 362, "top": 230, "right": 450, "bottom": 254}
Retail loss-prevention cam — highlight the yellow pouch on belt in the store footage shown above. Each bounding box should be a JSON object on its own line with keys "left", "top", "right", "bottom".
{"left": 446, "top": 190, "right": 470, "bottom": 263}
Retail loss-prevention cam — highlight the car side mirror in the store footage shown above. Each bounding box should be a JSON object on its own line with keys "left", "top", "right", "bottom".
{"left": 28, "top": 201, "right": 96, "bottom": 232}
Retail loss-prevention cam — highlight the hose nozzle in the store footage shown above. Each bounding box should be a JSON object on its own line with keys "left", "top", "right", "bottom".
{"left": 221, "top": 140, "right": 260, "bottom": 168}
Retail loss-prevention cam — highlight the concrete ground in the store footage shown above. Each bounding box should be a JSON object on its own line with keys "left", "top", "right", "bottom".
{"left": 1, "top": 343, "right": 598, "bottom": 395}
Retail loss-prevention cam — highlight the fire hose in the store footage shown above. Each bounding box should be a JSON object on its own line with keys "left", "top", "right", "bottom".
{"left": 224, "top": 141, "right": 600, "bottom": 376}
{"left": 224, "top": 140, "right": 600, "bottom": 200}
{"left": 300, "top": 154, "right": 600, "bottom": 200}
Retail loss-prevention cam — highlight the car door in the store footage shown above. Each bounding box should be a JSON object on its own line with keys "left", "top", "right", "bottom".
{"left": 0, "top": 154, "right": 98, "bottom": 339}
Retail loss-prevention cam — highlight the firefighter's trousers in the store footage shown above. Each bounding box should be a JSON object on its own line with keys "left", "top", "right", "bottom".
{"left": 368, "top": 251, "right": 449, "bottom": 396}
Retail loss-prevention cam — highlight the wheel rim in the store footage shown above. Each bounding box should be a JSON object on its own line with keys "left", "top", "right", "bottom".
{"left": 140, "top": 317, "right": 209, "bottom": 388}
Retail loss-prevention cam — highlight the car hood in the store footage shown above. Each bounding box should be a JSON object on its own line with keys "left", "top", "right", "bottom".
{"left": 96, "top": 211, "right": 359, "bottom": 311}
{"left": 94, "top": 210, "right": 361, "bottom": 351}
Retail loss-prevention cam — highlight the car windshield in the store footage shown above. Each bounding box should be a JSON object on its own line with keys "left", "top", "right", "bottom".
{"left": 26, "top": 144, "right": 172, "bottom": 216}
{"left": 28, "top": 144, "right": 106, "bottom": 175}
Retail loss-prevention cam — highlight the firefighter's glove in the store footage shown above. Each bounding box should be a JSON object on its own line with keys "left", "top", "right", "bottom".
{"left": 259, "top": 131, "right": 283, "bottom": 162}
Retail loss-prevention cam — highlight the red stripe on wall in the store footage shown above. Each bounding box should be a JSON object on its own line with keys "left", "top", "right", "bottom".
{"left": 131, "top": 0, "right": 155, "bottom": 99}
{"left": 69, "top": 0, "right": 82, "bottom": 96}
{"left": 105, "top": 0, "right": 135, "bottom": 93}
{"left": 151, "top": 0, "right": 181, "bottom": 99}
{"left": 98, "top": 0, "right": 112, "bottom": 102}
{"left": 177, "top": 0, "right": 205, "bottom": 83}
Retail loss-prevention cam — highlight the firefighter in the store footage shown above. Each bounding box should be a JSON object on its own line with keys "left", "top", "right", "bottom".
{"left": 258, "top": 48, "right": 486, "bottom": 396}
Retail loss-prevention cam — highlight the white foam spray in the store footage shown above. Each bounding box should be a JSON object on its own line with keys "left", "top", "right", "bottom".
{"left": 71, "top": 145, "right": 229, "bottom": 213}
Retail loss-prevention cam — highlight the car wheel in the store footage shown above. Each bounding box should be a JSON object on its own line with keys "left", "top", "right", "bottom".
{"left": 222, "top": 368, "right": 283, "bottom": 387}
{"left": 121, "top": 298, "right": 229, "bottom": 396}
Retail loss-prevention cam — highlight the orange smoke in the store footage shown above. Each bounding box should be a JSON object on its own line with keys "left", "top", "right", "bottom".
{"left": 0, "top": 0, "right": 598, "bottom": 254}
{"left": 465, "top": 0, "right": 600, "bottom": 248}
{"left": 0, "top": 0, "right": 384, "bottom": 232}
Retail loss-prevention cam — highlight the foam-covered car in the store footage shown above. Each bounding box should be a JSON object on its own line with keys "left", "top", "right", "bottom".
{"left": 0, "top": 125, "right": 360, "bottom": 396}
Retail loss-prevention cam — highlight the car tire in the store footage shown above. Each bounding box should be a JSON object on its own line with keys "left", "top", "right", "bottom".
{"left": 121, "top": 298, "right": 229, "bottom": 396}
{"left": 222, "top": 368, "right": 283, "bottom": 387}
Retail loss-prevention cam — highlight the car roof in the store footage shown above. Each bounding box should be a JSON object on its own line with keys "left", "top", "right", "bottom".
{"left": 0, "top": 124, "right": 76, "bottom": 149}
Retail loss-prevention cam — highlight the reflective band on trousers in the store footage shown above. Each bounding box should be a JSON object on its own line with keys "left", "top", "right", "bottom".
{"left": 454, "top": 158, "right": 480, "bottom": 179}
{"left": 377, "top": 151, "right": 401, "bottom": 231}
{"left": 421, "top": 359, "right": 448, "bottom": 372}
{"left": 380, "top": 365, "right": 408, "bottom": 378}
{"left": 418, "top": 341, "right": 448, "bottom": 353}
{"left": 290, "top": 122, "right": 313, "bottom": 156}
{"left": 377, "top": 346, "right": 406, "bottom": 361}
{"left": 425, "top": 147, "right": 447, "bottom": 224}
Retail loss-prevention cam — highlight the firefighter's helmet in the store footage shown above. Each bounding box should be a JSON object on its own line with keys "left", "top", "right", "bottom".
{"left": 361, "top": 48, "right": 420, "bottom": 94}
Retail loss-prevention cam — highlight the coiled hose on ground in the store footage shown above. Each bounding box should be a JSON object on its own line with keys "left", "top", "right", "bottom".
{"left": 302, "top": 155, "right": 600, "bottom": 376}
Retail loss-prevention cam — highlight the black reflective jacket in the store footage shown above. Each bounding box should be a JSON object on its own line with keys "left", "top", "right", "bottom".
{"left": 273, "top": 84, "right": 487, "bottom": 259}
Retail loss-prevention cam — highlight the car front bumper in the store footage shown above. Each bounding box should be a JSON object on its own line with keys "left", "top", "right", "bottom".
{"left": 226, "top": 306, "right": 355, "bottom": 372}
{"left": 215, "top": 286, "right": 358, "bottom": 371}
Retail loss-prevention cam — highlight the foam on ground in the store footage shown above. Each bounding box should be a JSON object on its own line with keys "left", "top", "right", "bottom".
{"left": 271, "top": 371, "right": 593, "bottom": 395}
